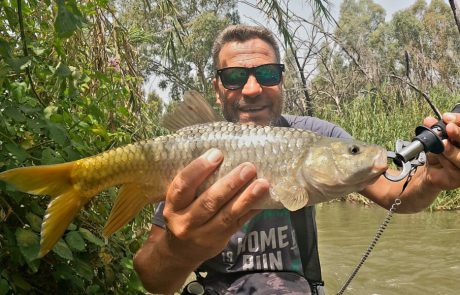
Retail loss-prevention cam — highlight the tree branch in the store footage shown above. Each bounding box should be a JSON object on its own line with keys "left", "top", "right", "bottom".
{"left": 449, "top": 0, "right": 460, "bottom": 36}
{"left": 390, "top": 74, "right": 442, "bottom": 119}
{"left": 17, "top": 0, "right": 46, "bottom": 107}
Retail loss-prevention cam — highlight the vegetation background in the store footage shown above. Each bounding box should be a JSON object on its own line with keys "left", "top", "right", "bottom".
{"left": 0, "top": 0, "right": 459, "bottom": 293}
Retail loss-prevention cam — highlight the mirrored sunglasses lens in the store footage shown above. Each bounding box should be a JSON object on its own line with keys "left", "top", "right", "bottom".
{"left": 255, "top": 64, "right": 282, "bottom": 85}
{"left": 221, "top": 68, "right": 248, "bottom": 89}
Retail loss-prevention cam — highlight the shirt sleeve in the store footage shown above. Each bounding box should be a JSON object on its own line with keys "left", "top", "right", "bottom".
{"left": 282, "top": 114, "right": 352, "bottom": 139}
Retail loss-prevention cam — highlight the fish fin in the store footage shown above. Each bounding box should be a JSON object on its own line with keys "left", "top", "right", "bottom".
{"left": 0, "top": 162, "right": 75, "bottom": 197}
{"left": 39, "top": 190, "right": 87, "bottom": 257}
{"left": 161, "top": 90, "right": 222, "bottom": 131}
{"left": 270, "top": 179, "right": 309, "bottom": 211}
{"left": 102, "top": 183, "right": 150, "bottom": 238}
{"left": 0, "top": 162, "right": 88, "bottom": 257}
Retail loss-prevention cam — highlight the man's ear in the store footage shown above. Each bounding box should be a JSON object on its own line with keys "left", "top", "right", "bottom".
{"left": 213, "top": 77, "right": 222, "bottom": 106}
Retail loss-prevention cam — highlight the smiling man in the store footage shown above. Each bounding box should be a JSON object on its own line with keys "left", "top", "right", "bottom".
{"left": 133, "top": 25, "right": 460, "bottom": 294}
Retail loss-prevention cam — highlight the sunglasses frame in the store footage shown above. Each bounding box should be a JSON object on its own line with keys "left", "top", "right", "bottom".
{"left": 216, "top": 63, "right": 285, "bottom": 90}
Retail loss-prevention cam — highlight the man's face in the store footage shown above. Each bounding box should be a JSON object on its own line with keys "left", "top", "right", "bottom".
{"left": 213, "top": 39, "right": 283, "bottom": 126}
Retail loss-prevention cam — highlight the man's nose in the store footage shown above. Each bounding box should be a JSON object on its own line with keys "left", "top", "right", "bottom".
{"left": 241, "top": 75, "right": 262, "bottom": 97}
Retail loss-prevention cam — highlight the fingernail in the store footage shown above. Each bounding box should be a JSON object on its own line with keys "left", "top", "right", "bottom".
{"left": 240, "top": 163, "right": 255, "bottom": 181}
{"left": 203, "top": 148, "right": 222, "bottom": 163}
{"left": 444, "top": 113, "right": 456, "bottom": 123}
{"left": 252, "top": 179, "right": 268, "bottom": 195}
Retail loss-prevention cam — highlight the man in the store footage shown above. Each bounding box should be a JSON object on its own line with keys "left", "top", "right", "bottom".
{"left": 133, "top": 24, "right": 460, "bottom": 294}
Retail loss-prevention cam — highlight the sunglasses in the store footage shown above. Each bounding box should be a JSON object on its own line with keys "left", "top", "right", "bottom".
{"left": 216, "top": 63, "right": 285, "bottom": 90}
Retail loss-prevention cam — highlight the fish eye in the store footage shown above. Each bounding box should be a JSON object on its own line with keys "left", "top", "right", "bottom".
{"left": 348, "top": 144, "right": 361, "bottom": 155}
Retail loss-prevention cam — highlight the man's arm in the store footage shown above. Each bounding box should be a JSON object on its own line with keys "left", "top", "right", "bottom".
{"left": 133, "top": 148, "right": 269, "bottom": 293}
{"left": 362, "top": 112, "right": 460, "bottom": 213}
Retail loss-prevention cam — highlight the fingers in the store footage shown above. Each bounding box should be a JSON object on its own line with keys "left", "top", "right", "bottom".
{"left": 188, "top": 162, "right": 258, "bottom": 225}
{"left": 166, "top": 148, "right": 223, "bottom": 211}
{"left": 206, "top": 178, "right": 270, "bottom": 235}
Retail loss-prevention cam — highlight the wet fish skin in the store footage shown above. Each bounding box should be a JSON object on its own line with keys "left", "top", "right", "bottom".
{"left": 0, "top": 121, "right": 387, "bottom": 257}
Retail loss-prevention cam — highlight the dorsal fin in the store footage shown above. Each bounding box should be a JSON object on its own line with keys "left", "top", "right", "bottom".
{"left": 161, "top": 90, "right": 222, "bottom": 131}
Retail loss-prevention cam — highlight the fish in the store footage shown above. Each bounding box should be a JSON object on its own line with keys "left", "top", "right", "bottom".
{"left": 0, "top": 91, "right": 388, "bottom": 258}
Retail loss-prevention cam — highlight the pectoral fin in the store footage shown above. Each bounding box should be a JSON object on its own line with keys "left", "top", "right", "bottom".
{"left": 270, "top": 178, "right": 309, "bottom": 211}
{"left": 102, "top": 183, "right": 152, "bottom": 238}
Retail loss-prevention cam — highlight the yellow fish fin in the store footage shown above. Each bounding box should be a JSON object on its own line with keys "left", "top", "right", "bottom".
{"left": 161, "top": 90, "right": 222, "bottom": 131}
{"left": 39, "top": 189, "right": 87, "bottom": 257}
{"left": 0, "top": 162, "right": 75, "bottom": 197}
{"left": 102, "top": 183, "right": 150, "bottom": 238}
{"left": 0, "top": 162, "right": 88, "bottom": 257}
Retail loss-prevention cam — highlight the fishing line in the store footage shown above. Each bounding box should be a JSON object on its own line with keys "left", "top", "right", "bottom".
{"left": 336, "top": 167, "right": 416, "bottom": 295}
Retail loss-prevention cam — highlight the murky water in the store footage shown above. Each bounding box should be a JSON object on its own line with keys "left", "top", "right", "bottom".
{"left": 316, "top": 202, "right": 460, "bottom": 295}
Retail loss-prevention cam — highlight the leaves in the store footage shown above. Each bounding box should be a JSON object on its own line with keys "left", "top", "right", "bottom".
{"left": 52, "top": 239, "right": 74, "bottom": 260}
{"left": 65, "top": 231, "right": 86, "bottom": 252}
{"left": 79, "top": 228, "right": 104, "bottom": 246}
{"left": 54, "top": 0, "right": 86, "bottom": 38}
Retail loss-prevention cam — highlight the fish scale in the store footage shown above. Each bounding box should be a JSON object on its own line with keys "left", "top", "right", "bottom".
{"left": 0, "top": 121, "right": 387, "bottom": 257}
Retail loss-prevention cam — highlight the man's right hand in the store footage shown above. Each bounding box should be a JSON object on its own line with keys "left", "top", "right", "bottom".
{"left": 134, "top": 148, "right": 269, "bottom": 293}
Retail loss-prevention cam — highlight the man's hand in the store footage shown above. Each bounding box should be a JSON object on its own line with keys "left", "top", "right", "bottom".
{"left": 134, "top": 148, "right": 269, "bottom": 293}
{"left": 164, "top": 148, "right": 269, "bottom": 265}
{"left": 423, "top": 112, "right": 460, "bottom": 190}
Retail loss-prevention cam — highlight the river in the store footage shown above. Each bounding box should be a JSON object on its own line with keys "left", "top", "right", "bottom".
{"left": 316, "top": 202, "right": 460, "bottom": 295}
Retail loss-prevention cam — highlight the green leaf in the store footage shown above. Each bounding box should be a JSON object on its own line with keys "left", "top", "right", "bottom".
{"left": 0, "top": 38, "right": 12, "bottom": 58}
{"left": 79, "top": 228, "right": 104, "bottom": 246}
{"left": 46, "top": 123, "right": 68, "bottom": 145}
{"left": 86, "top": 284, "right": 100, "bottom": 294}
{"left": 5, "top": 143, "right": 29, "bottom": 162}
{"left": 53, "top": 263, "right": 74, "bottom": 281}
{"left": 4, "top": 106, "right": 26, "bottom": 122}
{"left": 25, "top": 212, "right": 43, "bottom": 233}
{"left": 11, "top": 81, "right": 27, "bottom": 101}
{"left": 73, "top": 258, "right": 94, "bottom": 280}
{"left": 67, "top": 223, "right": 77, "bottom": 231}
{"left": 55, "top": 62, "right": 72, "bottom": 77}
{"left": 10, "top": 273, "right": 32, "bottom": 291}
{"left": 54, "top": 0, "right": 86, "bottom": 38}
{"left": 5, "top": 56, "right": 31, "bottom": 73}
{"left": 120, "top": 257, "right": 133, "bottom": 270}
{"left": 0, "top": 278, "right": 10, "bottom": 295}
{"left": 52, "top": 239, "right": 74, "bottom": 260}
{"left": 15, "top": 228, "right": 40, "bottom": 272}
{"left": 41, "top": 148, "right": 64, "bottom": 165}
{"left": 65, "top": 231, "right": 86, "bottom": 252}
{"left": 30, "top": 201, "right": 46, "bottom": 216}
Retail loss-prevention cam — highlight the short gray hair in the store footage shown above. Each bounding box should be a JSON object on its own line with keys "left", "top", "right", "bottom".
{"left": 212, "top": 24, "right": 281, "bottom": 69}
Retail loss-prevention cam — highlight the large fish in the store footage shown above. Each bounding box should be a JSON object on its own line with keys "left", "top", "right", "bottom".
{"left": 0, "top": 91, "right": 388, "bottom": 257}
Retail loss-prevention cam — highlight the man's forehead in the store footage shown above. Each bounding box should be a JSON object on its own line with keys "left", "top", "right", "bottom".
{"left": 218, "top": 39, "right": 277, "bottom": 67}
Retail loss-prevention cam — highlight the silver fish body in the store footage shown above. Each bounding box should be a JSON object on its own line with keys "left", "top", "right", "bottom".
{"left": 0, "top": 121, "right": 387, "bottom": 257}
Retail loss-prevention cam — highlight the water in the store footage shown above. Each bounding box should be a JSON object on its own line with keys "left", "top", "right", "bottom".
{"left": 316, "top": 202, "right": 460, "bottom": 295}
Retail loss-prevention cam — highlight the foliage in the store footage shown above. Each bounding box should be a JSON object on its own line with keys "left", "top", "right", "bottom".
{"left": 0, "top": 0, "right": 163, "bottom": 293}
{"left": 116, "top": 0, "right": 239, "bottom": 102}
{"left": 311, "top": 0, "right": 460, "bottom": 108}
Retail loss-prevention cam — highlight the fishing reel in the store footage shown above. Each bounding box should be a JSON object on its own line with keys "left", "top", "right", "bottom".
{"left": 385, "top": 103, "right": 460, "bottom": 182}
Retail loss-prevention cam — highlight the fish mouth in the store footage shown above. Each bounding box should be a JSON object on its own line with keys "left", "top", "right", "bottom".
{"left": 372, "top": 149, "right": 389, "bottom": 174}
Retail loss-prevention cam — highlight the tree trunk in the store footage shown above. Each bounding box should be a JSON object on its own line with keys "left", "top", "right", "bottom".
{"left": 449, "top": 0, "right": 460, "bottom": 36}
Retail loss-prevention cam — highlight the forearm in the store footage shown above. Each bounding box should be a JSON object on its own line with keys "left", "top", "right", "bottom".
{"left": 396, "top": 166, "right": 441, "bottom": 213}
{"left": 133, "top": 227, "right": 201, "bottom": 294}
{"left": 362, "top": 166, "right": 440, "bottom": 213}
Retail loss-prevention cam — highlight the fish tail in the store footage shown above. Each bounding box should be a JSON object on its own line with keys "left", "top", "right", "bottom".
{"left": 0, "top": 163, "right": 75, "bottom": 197}
{"left": 0, "top": 163, "right": 88, "bottom": 257}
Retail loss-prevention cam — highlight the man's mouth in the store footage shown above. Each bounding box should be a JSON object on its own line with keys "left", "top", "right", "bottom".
{"left": 239, "top": 105, "right": 268, "bottom": 113}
